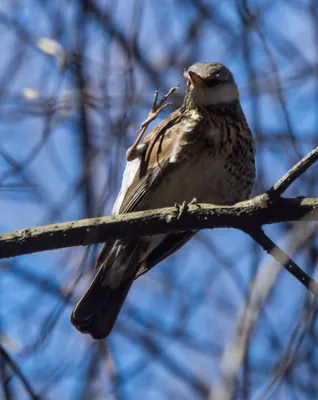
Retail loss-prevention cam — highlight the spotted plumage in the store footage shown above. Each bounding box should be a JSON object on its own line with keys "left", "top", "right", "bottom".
{"left": 71, "top": 62, "right": 255, "bottom": 339}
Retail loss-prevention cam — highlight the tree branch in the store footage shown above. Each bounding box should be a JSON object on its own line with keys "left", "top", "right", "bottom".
{"left": 1, "top": 146, "right": 318, "bottom": 299}
{"left": 0, "top": 345, "right": 39, "bottom": 400}
{"left": 268, "top": 146, "right": 318, "bottom": 197}
{"left": 0, "top": 196, "right": 317, "bottom": 259}
{"left": 246, "top": 227, "right": 318, "bottom": 296}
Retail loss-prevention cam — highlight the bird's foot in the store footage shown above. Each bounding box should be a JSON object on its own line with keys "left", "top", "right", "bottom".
{"left": 188, "top": 198, "right": 201, "bottom": 209}
{"left": 174, "top": 201, "right": 188, "bottom": 219}
{"left": 174, "top": 198, "right": 200, "bottom": 219}
{"left": 149, "top": 85, "right": 180, "bottom": 120}
{"left": 126, "top": 85, "right": 180, "bottom": 162}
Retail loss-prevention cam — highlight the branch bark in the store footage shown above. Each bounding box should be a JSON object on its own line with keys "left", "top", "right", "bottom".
{"left": 246, "top": 227, "right": 318, "bottom": 296}
{"left": 0, "top": 195, "right": 317, "bottom": 259}
{"left": 269, "top": 146, "right": 318, "bottom": 197}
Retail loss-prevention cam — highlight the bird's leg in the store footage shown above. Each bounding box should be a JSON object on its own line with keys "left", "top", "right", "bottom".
{"left": 174, "top": 201, "right": 188, "bottom": 219}
{"left": 174, "top": 198, "right": 200, "bottom": 219}
{"left": 126, "top": 85, "right": 180, "bottom": 162}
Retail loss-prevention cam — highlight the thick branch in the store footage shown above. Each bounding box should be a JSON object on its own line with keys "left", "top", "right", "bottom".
{"left": 0, "top": 195, "right": 317, "bottom": 259}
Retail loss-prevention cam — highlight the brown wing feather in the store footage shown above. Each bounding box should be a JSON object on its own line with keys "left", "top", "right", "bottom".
{"left": 119, "top": 108, "right": 183, "bottom": 214}
{"left": 136, "top": 231, "right": 196, "bottom": 279}
{"left": 94, "top": 108, "right": 183, "bottom": 269}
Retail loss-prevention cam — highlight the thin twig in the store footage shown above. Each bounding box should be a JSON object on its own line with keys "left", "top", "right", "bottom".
{"left": 211, "top": 249, "right": 281, "bottom": 400}
{"left": 268, "top": 146, "right": 318, "bottom": 197}
{"left": 0, "top": 345, "right": 39, "bottom": 400}
{"left": 255, "top": 297, "right": 316, "bottom": 400}
{"left": 246, "top": 227, "right": 318, "bottom": 297}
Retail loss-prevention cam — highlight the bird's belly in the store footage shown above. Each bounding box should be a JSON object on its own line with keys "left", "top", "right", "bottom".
{"left": 139, "top": 154, "right": 250, "bottom": 210}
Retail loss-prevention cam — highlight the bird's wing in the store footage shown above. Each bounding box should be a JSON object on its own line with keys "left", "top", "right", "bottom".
{"left": 107, "top": 107, "right": 200, "bottom": 280}
{"left": 113, "top": 107, "right": 202, "bottom": 280}
{"left": 113, "top": 108, "right": 184, "bottom": 215}
{"left": 94, "top": 107, "right": 184, "bottom": 270}
{"left": 136, "top": 231, "right": 196, "bottom": 279}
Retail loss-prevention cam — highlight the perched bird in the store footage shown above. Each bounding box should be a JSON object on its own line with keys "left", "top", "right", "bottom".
{"left": 71, "top": 62, "right": 255, "bottom": 339}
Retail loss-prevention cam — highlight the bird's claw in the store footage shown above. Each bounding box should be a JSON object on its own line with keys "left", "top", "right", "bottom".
{"left": 174, "top": 201, "right": 188, "bottom": 219}
{"left": 127, "top": 85, "right": 180, "bottom": 162}
{"left": 174, "top": 198, "right": 200, "bottom": 219}
{"left": 189, "top": 198, "right": 201, "bottom": 209}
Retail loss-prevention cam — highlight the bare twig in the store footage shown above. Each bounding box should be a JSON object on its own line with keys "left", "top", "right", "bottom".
{"left": 0, "top": 345, "right": 39, "bottom": 400}
{"left": 255, "top": 297, "right": 316, "bottom": 400}
{"left": 211, "top": 258, "right": 281, "bottom": 400}
{"left": 268, "top": 146, "right": 318, "bottom": 197}
{"left": 126, "top": 85, "right": 179, "bottom": 161}
{"left": 246, "top": 228, "right": 318, "bottom": 296}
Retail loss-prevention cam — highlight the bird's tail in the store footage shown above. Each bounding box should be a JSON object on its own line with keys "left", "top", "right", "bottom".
{"left": 71, "top": 270, "right": 134, "bottom": 339}
{"left": 71, "top": 241, "right": 142, "bottom": 339}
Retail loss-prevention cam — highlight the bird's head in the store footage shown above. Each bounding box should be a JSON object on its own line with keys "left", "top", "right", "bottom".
{"left": 183, "top": 62, "right": 239, "bottom": 108}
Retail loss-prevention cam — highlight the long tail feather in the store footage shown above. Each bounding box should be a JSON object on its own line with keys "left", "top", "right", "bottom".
{"left": 71, "top": 268, "right": 134, "bottom": 339}
{"left": 71, "top": 240, "right": 142, "bottom": 339}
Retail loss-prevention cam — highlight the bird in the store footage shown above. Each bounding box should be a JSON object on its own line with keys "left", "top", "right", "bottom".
{"left": 71, "top": 62, "right": 255, "bottom": 339}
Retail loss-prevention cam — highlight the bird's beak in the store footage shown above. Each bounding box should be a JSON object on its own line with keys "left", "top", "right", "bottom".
{"left": 188, "top": 71, "right": 206, "bottom": 88}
